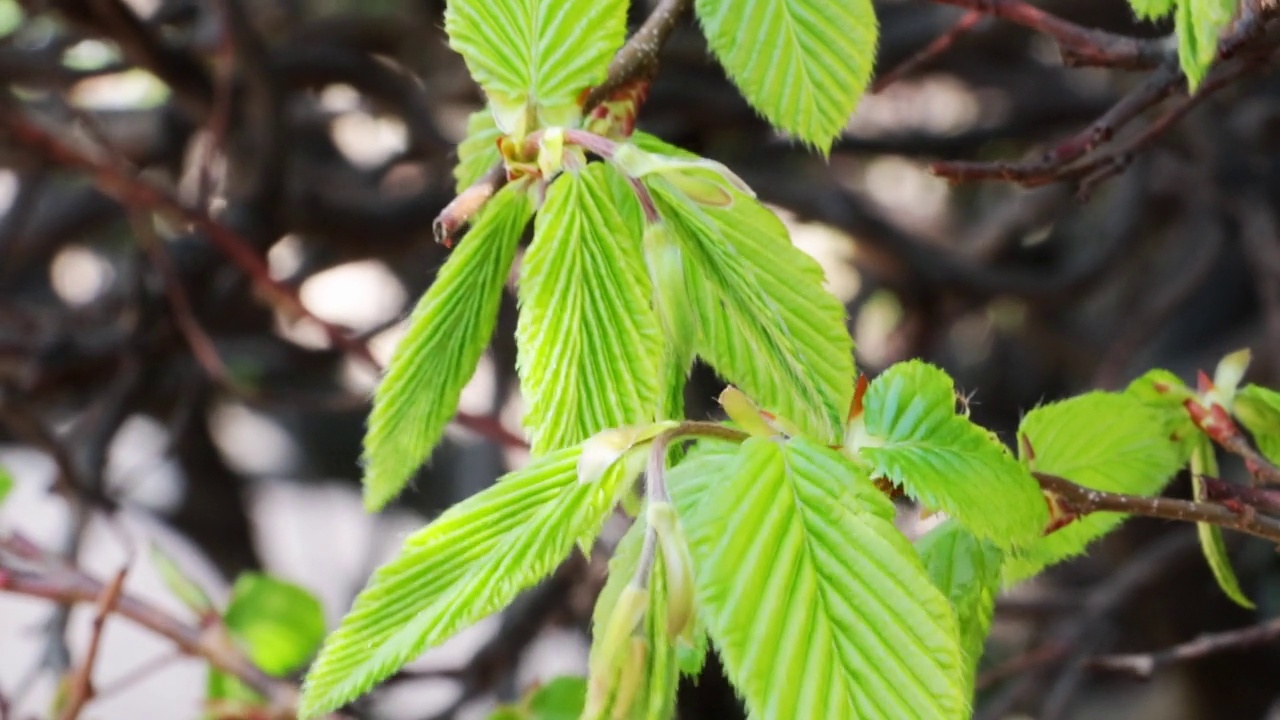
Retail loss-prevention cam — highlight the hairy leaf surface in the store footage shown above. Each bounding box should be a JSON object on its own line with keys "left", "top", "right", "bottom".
{"left": 694, "top": 0, "right": 877, "bottom": 151}
{"left": 692, "top": 437, "right": 966, "bottom": 719}
{"left": 518, "top": 164, "right": 662, "bottom": 453}
{"left": 917, "top": 521, "right": 1002, "bottom": 698}
{"left": 445, "top": 0, "right": 627, "bottom": 132}
{"left": 1124, "top": 369, "right": 1199, "bottom": 466}
{"left": 301, "top": 448, "right": 627, "bottom": 717}
{"left": 858, "top": 361, "right": 1046, "bottom": 547}
{"left": 1005, "top": 392, "right": 1184, "bottom": 582}
{"left": 454, "top": 108, "right": 503, "bottom": 192}
{"left": 363, "top": 185, "right": 532, "bottom": 510}
{"left": 650, "top": 180, "right": 854, "bottom": 442}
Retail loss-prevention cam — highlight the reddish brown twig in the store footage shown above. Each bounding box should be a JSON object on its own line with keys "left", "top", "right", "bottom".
{"left": 872, "top": 11, "right": 986, "bottom": 93}
{"left": 56, "top": 568, "right": 127, "bottom": 720}
{"left": 1090, "top": 616, "right": 1280, "bottom": 679}
{"left": 1185, "top": 397, "right": 1280, "bottom": 486}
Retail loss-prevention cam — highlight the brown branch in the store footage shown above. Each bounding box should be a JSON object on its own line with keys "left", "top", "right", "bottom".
{"left": 1090, "top": 616, "right": 1280, "bottom": 679}
{"left": 56, "top": 568, "right": 127, "bottom": 720}
{"left": 1184, "top": 397, "right": 1280, "bottom": 486}
{"left": 582, "top": 0, "right": 693, "bottom": 111}
{"left": 1034, "top": 472, "right": 1280, "bottom": 544}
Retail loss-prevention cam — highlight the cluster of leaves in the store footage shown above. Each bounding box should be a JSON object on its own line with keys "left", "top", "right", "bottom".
{"left": 294, "top": 0, "right": 1265, "bottom": 718}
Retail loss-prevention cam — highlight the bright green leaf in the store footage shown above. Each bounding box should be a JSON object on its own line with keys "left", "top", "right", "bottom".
{"left": 1176, "top": 0, "right": 1234, "bottom": 89}
{"left": 1130, "top": 0, "right": 1175, "bottom": 19}
{"left": 1005, "top": 392, "right": 1185, "bottom": 583}
{"left": 1124, "top": 369, "right": 1199, "bottom": 466}
{"left": 1235, "top": 384, "right": 1280, "bottom": 465}
{"left": 445, "top": 0, "right": 627, "bottom": 133}
{"left": 300, "top": 447, "right": 628, "bottom": 717}
{"left": 692, "top": 437, "right": 966, "bottom": 719}
{"left": 363, "top": 183, "right": 532, "bottom": 510}
{"left": 0, "top": 464, "right": 11, "bottom": 507}
{"left": 1190, "top": 436, "right": 1254, "bottom": 608}
{"left": 518, "top": 164, "right": 663, "bottom": 453}
{"left": 455, "top": 108, "right": 504, "bottom": 192}
{"left": 917, "top": 520, "right": 1002, "bottom": 699}
{"left": 223, "top": 573, "right": 325, "bottom": 676}
{"left": 649, "top": 178, "right": 854, "bottom": 443}
{"left": 857, "top": 361, "right": 1046, "bottom": 548}
{"left": 529, "top": 677, "right": 588, "bottom": 719}
{"left": 694, "top": 0, "right": 877, "bottom": 152}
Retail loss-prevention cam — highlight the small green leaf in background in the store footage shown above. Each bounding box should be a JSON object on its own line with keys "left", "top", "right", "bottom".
{"left": 690, "top": 436, "right": 966, "bottom": 719}
{"left": 518, "top": 164, "right": 663, "bottom": 454}
{"left": 1005, "top": 392, "right": 1184, "bottom": 583}
{"left": 1190, "top": 435, "right": 1254, "bottom": 608}
{"left": 1129, "top": 0, "right": 1176, "bottom": 19}
{"left": 694, "top": 0, "right": 878, "bottom": 152}
{"left": 649, "top": 172, "right": 854, "bottom": 443}
{"left": 224, "top": 573, "right": 326, "bottom": 676}
{"left": 857, "top": 360, "right": 1047, "bottom": 548}
{"left": 362, "top": 183, "right": 532, "bottom": 511}
{"left": 917, "top": 520, "right": 1003, "bottom": 699}
{"left": 1175, "top": 0, "right": 1235, "bottom": 89}
{"left": 454, "top": 108, "right": 503, "bottom": 191}
{"left": 1235, "top": 384, "right": 1280, "bottom": 465}
{"left": 150, "top": 543, "right": 214, "bottom": 615}
{"left": 445, "top": 0, "right": 628, "bottom": 133}
{"left": 0, "top": 463, "right": 12, "bottom": 507}
{"left": 488, "top": 676, "right": 587, "bottom": 720}
{"left": 301, "top": 446, "right": 631, "bottom": 718}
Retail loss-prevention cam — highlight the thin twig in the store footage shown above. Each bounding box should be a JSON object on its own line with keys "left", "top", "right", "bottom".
{"left": 57, "top": 567, "right": 127, "bottom": 720}
{"left": 872, "top": 11, "right": 986, "bottom": 93}
{"left": 1090, "top": 615, "right": 1280, "bottom": 679}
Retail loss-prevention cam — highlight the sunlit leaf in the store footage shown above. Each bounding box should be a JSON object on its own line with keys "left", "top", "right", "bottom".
{"left": 0, "top": 464, "right": 11, "bottom": 507}
{"left": 1176, "top": 0, "right": 1234, "bottom": 89}
{"left": 857, "top": 361, "right": 1046, "bottom": 547}
{"left": 300, "top": 447, "right": 630, "bottom": 717}
{"left": 223, "top": 573, "right": 326, "bottom": 676}
{"left": 518, "top": 164, "right": 663, "bottom": 453}
{"left": 454, "top": 108, "right": 504, "bottom": 192}
{"left": 694, "top": 0, "right": 877, "bottom": 151}
{"left": 1005, "top": 392, "right": 1184, "bottom": 582}
{"left": 692, "top": 436, "right": 966, "bottom": 719}
{"left": 1124, "top": 369, "right": 1199, "bottom": 466}
{"left": 363, "top": 183, "right": 532, "bottom": 510}
{"left": 1235, "top": 384, "right": 1280, "bottom": 465}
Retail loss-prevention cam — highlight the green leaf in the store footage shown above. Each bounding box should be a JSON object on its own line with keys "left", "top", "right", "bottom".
{"left": 487, "top": 677, "right": 587, "bottom": 720}
{"left": 1124, "top": 369, "right": 1199, "bottom": 466}
{"left": 300, "top": 447, "right": 628, "bottom": 718}
{"left": 1190, "top": 436, "right": 1254, "bottom": 608}
{"left": 1005, "top": 392, "right": 1185, "bottom": 583}
{"left": 518, "top": 164, "right": 663, "bottom": 453}
{"left": 0, "top": 464, "right": 11, "bottom": 507}
{"left": 1235, "top": 384, "right": 1280, "bottom": 465}
{"left": 1176, "top": 0, "right": 1234, "bottom": 89}
{"left": 150, "top": 543, "right": 214, "bottom": 615}
{"left": 691, "top": 437, "right": 966, "bottom": 719}
{"left": 454, "top": 108, "right": 504, "bottom": 192}
{"left": 917, "top": 520, "right": 1002, "bottom": 699}
{"left": 445, "top": 0, "right": 627, "bottom": 133}
{"left": 363, "top": 183, "right": 532, "bottom": 510}
{"left": 223, "top": 573, "right": 325, "bottom": 676}
{"left": 694, "top": 0, "right": 877, "bottom": 152}
{"left": 856, "top": 361, "right": 1046, "bottom": 548}
{"left": 649, "top": 178, "right": 854, "bottom": 442}
{"left": 1130, "top": 0, "right": 1175, "bottom": 19}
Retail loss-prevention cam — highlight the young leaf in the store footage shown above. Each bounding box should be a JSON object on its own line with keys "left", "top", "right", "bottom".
{"left": 0, "top": 464, "right": 11, "bottom": 507}
{"left": 363, "top": 183, "right": 532, "bottom": 511}
{"left": 650, "top": 179, "right": 854, "bottom": 442}
{"left": 1190, "top": 436, "right": 1254, "bottom": 608}
{"left": 445, "top": 0, "right": 627, "bottom": 133}
{"left": 1175, "top": 0, "right": 1233, "bottom": 89}
{"left": 454, "top": 108, "right": 503, "bottom": 192}
{"left": 300, "top": 447, "right": 629, "bottom": 717}
{"left": 518, "top": 164, "right": 663, "bottom": 453}
{"left": 223, "top": 573, "right": 326, "bottom": 676}
{"left": 856, "top": 361, "right": 1047, "bottom": 547}
{"left": 1005, "top": 392, "right": 1185, "bottom": 582}
{"left": 692, "top": 437, "right": 966, "bottom": 719}
{"left": 1124, "top": 369, "right": 1199, "bottom": 465}
{"left": 916, "top": 520, "right": 1003, "bottom": 698}
{"left": 1234, "top": 384, "right": 1280, "bottom": 464}
{"left": 1130, "top": 0, "right": 1175, "bottom": 19}
{"left": 694, "top": 0, "right": 877, "bottom": 152}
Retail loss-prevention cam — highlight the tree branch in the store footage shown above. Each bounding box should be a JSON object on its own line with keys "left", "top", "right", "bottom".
{"left": 1090, "top": 616, "right": 1280, "bottom": 679}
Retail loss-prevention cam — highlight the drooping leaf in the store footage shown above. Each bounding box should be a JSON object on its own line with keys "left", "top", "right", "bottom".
{"left": 1005, "top": 392, "right": 1185, "bottom": 582}
{"left": 300, "top": 448, "right": 629, "bottom": 717}
{"left": 518, "top": 164, "right": 663, "bottom": 453}
{"left": 445, "top": 0, "right": 628, "bottom": 133}
{"left": 454, "top": 108, "right": 504, "bottom": 192}
{"left": 917, "top": 520, "right": 1003, "bottom": 699}
{"left": 1124, "top": 369, "right": 1199, "bottom": 466}
{"left": 649, "top": 178, "right": 854, "bottom": 442}
{"left": 856, "top": 361, "right": 1046, "bottom": 548}
{"left": 1190, "top": 435, "right": 1254, "bottom": 608}
{"left": 223, "top": 573, "right": 326, "bottom": 676}
{"left": 1235, "top": 384, "right": 1280, "bottom": 465}
{"left": 694, "top": 0, "right": 877, "bottom": 152}
{"left": 692, "top": 436, "right": 966, "bottom": 719}
{"left": 1175, "top": 0, "right": 1234, "bottom": 89}
{"left": 363, "top": 183, "right": 532, "bottom": 510}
